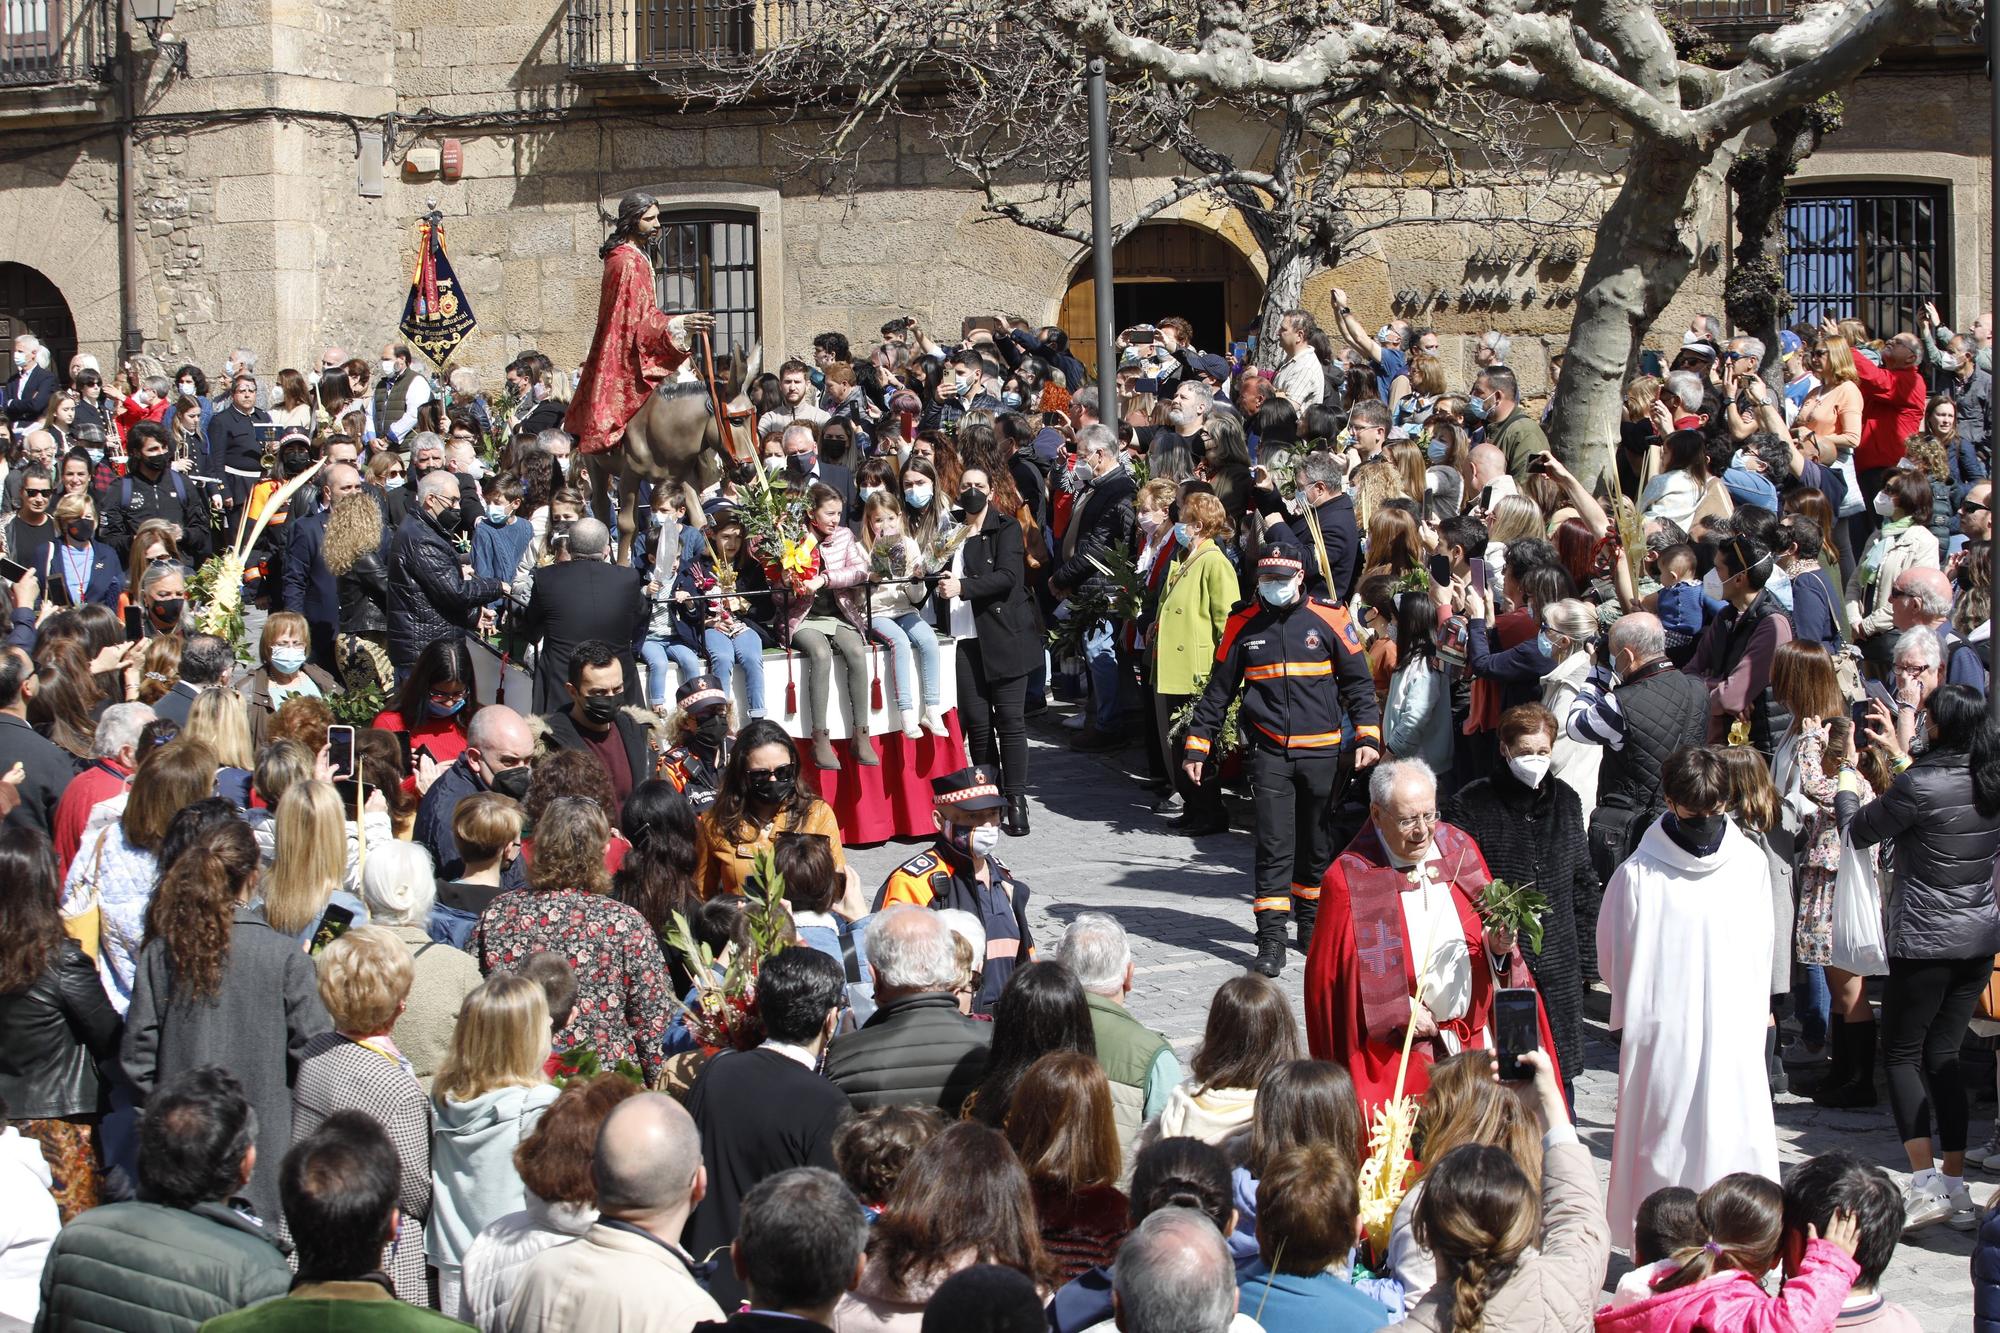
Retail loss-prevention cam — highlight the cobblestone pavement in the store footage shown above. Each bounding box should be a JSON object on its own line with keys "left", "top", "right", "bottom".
{"left": 844, "top": 716, "right": 1987, "bottom": 1331}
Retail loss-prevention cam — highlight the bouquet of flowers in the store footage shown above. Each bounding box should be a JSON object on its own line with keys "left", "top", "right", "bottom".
{"left": 662, "top": 848, "right": 793, "bottom": 1052}
{"left": 549, "top": 1043, "right": 646, "bottom": 1088}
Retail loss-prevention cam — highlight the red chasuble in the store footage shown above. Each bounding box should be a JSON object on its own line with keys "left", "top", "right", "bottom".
{"left": 1304, "top": 819, "right": 1561, "bottom": 1114}
{"left": 563, "top": 242, "right": 691, "bottom": 456}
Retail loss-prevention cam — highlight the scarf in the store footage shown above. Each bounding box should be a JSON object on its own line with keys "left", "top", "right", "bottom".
{"left": 1858, "top": 517, "right": 1911, "bottom": 588}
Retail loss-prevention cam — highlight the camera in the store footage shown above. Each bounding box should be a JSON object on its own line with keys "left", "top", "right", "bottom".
{"left": 885, "top": 317, "right": 912, "bottom": 335}
{"left": 1527, "top": 453, "right": 1555, "bottom": 475}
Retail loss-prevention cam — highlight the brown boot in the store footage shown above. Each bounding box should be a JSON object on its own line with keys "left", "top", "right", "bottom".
{"left": 851, "top": 731, "right": 879, "bottom": 766}
{"left": 811, "top": 730, "right": 840, "bottom": 770}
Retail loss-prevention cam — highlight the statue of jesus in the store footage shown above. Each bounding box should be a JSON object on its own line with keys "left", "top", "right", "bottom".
{"left": 564, "top": 191, "right": 716, "bottom": 456}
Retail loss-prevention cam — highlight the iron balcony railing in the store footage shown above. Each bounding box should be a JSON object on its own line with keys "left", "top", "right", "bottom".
{"left": 1670, "top": 0, "right": 1795, "bottom": 24}
{"left": 0, "top": 0, "right": 110, "bottom": 86}
{"left": 566, "top": 0, "right": 820, "bottom": 70}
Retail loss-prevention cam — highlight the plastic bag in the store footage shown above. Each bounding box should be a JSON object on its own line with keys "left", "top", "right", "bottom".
{"left": 1829, "top": 834, "right": 1889, "bottom": 977}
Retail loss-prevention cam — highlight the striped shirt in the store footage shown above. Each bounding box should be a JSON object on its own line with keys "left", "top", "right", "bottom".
{"left": 1564, "top": 661, "right": 1627, "bottom": 751}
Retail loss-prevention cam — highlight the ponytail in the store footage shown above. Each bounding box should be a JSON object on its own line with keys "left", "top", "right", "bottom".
{"left": 1654, "top": 1173, "right": 1783, "bottom": 1294}
{"left": 143, "top": 847, "right": 239, "bottom": 1001}
{"left": 1447, "top": 1255, "right": 1499, "bottom": 1333}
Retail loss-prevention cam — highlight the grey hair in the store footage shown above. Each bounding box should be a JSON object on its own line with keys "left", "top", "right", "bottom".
{"left": 1279, "top": 309, "right": 1316, "bottom": 338}
{"left": 358, "top": 840, "right": 437, "bottom": 927}
{"left": 1070, "top": 385, "right": 1100, "bottom": 420}
{"left": 93, "top": 702, "right": 155, "bottom": 759}
{"left": 1607, "top": 612, "right": 1667, "bottom": 662}
{"left": 865, "top": 904, "right": 959, "bottom": 991}
{"left": 1058, "top": 913, "right": 1132, "bottom": 995}
{"left": 1694, "top": 315, "right": 1725, "bottom": 343}
{"left": 1112, "top": 1209, "right": 1237, "bottom": 1333}
{"left": 231, "top": 347, "right": 257, "bottom": 372}
{"left": 1480, "top": 330, "right": 1512, "bottom": 363}
{"left": 933, "top": 908, "right": 986, "bottom": 973}
{"left": 1076, "top": 423, "right": 1119, "bottom": 457}
{"left": 1893, "top": 626, "right": 1943, "bottom": 670}
{"left": 781, "top": 423, "right": 819, "bottom": 450}
{"left": 1664, "top": 371, "right": 1707, "bottom": 413}
{"left": 466, "top": 704, "right": 528, "bottom": 752}
{"left": 416, "top": 469, "right": 458, "bottom": 502}
{"left": 567, "top": 517, "right": 611, "bottom": 559}
{"left": 532, "top": 428, "right": 572, "bottom": 453}
{"left": 1899, "top": 575, "right": 1953, "bottom": 621}
{"left": 1297, "top": 450, "right": 1347, "bottom": 493}
{"left": 1731, "top": 335, "right": 1766, "bottom": 364}
{"left": 1176, "top": 382, "right": 1215, "bottom": 409}
{"left": 138, "top": 561, "right": 188, "bottom": 599}
{"left": 1367, "top": 756, "right": 1437, "bottom": 810}
{"left": 1543, "top": 598, "right": 1597, "bottom": 647}
{"left": 407, "top": 430, "right": 446, "bottom": 457}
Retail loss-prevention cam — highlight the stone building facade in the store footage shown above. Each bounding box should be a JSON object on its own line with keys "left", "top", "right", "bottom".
{"left": 0, "top": 0, "right": 1987, "bottom": 403}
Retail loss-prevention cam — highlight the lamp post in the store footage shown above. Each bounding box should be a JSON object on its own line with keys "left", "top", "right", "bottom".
{"left": 1087, "top": 58, "right": 1117, "bottom": 420}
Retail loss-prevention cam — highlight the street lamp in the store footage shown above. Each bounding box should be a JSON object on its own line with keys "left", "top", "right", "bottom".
{"left": 130, "top": 0, "right": 187, "bottom": 73}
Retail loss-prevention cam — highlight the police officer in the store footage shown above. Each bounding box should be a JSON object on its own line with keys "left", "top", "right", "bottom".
{"left": 1183, "top": 542, "right": 1381, "bottom": 976}
{"left": 874, "top": 764, "right": 1033, "bottom": 1015}
{"left": 658, "top": 674, "right": 729, "bottom": 814}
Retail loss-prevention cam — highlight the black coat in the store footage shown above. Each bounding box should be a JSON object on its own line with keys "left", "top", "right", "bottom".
{"left": 0, "top": 938, "right": 122, "bottom": 1120}
{"left": 1443, "top": 767, "right": 1599, "bottom": 1081}
{"left": 281, "top": 507, "right": 340, "bottom": 636}
{"left": 385, "top": 508, "right": 502, "bottom": 669}
{"left": 0, "top": 711, "right": 77, "bottom": 834}
{"left": 540, "top": 706, "right": 654, "bottom": 790}
{"left": 823, "top": 991, "right": 992, "bottom": 1117}
{"left": 682, "top": 1047, "right": 848, "bottom": 1309}
{"left": 1053, "top": 468, "right": 1136, "bottom": 593}
{"left": 1850, "top": 749, "right": 2000, "bottom": 961}
{"left": 337, "top": 541, "right": 391, "bottom": 636}
{"left": 0, "top": 364, "right": 54, "bottom": 426}
{"left": 520, "top": 558, "right": 648, "bottom": 712}
{"left": 951, "top": 507, "right": 1040, "bottom": 680}
{"left": 100, "top": 466, "right": 215, "bottom": 563}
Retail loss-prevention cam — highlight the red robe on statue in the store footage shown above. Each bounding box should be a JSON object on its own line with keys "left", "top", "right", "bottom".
{"left": 1305, "top": 820, "right": 1561, "bottom": 1115}
{"left": 563, "top": 241, "right": 692, "bottom": 456}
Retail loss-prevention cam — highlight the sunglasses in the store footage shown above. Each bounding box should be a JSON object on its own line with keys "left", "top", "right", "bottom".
{"left": 1961, "top": 501, "right": 1990, "bottom": 516}
{"left": 747, "top": 763, "right": 798, "bottom": 782}
{"left": 22, "top": 488, "right": 49, "bottom": 497}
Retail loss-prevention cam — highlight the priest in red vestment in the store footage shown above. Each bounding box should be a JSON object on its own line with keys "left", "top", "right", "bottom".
{"left": 1305, "top": 756, "right": 1560, "bottom": 1112}
{"left": 564, "top": 191, "right": 709, "bottom": 456}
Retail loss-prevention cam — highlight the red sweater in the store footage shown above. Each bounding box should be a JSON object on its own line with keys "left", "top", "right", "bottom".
{"left": 54, "top": 760, "right": 131, "bottom": 877}
{"left": 1851, "top": 354, "right": 1926, "bottom": 471}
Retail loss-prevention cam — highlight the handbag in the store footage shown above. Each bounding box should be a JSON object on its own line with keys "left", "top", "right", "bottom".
{"left": 60, "top": 828, "right": 108, "bottom": 959}
{"left": 1978, "top": 959, "right": 2000, "bottom": 1023}
{"left": 1828, "top": 833, "right": 1889, "bottom": 977}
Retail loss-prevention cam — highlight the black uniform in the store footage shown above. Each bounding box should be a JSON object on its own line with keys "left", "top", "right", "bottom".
{"left": 1184, "top": 585, "right": 1380, "bottom": 969}
{"left": 100, "top": 463, "right": 215, "bottom": 563}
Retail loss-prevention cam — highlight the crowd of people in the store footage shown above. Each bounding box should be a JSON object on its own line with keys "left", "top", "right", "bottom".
{"left": 0, "top": 282, "right": 1996, "bottom": 1333}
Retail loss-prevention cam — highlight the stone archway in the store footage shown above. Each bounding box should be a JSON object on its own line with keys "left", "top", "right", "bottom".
{"left": 0, "top": 263, "right": 78, "bottom": 385}
{"left": 1057, "top": 224, "right": 1264, "bottom": 373}
{"left": 0, "top": 163, "right": 140, "bottom": 368}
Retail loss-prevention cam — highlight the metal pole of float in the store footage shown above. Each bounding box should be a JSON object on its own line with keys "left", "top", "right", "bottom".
{"left": 1088, "top": 58, "right": 1117, "bottom": 418}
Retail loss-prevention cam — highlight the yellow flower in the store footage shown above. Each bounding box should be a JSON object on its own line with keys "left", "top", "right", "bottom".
{"left": 780, "top": 534, "right": 820, "bottom": 578}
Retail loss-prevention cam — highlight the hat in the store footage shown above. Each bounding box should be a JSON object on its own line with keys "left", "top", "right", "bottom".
{"left": 675, "top": 674, "right": 728, "bottom": 714}
{"left": 277, "top": 431, "right": 315, "bottom": 454}
{"left": 1779, "top": 330, "right": 1803, "bottom": 359}
{"left": 1677, "top": 334, "right": 1720, "bottom": 362}
{"left": 70, "top": 420, "right": 105, "bottom": 446}
{"left": 1258, "top": 541, "right": 1306, "bottom": 576}
{"left": 1188, "top": 351, "right": 1231, "bottom": 384}
{"left": 933, "top": 764, "right": 1005, "bottom": 812}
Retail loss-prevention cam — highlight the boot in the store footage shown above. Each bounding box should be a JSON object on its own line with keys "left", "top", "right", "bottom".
{"left": 811, "top": 730, "right": 840, "bottom": 771}
{"left": 851, "top": 731, "right": 879, "bottom": 766}
{"left": 1251, "top": 911, "right": 1289, "bottom": 977}
{"left": 1803, "top": 1016, "right": 1850, "bottom": 1098}
{"left": 1765, "top": 1026, "right": 1788, "bottom": 1097}
{"left": 1293, "top": 897, "right": 1318, "bottom": 954}
{"left": 1003, "top": 796, "right": 1030, "bottom": 838}
{"left": 1815, "top": 1021, "right": 1879, "bottom": 1108}
{"left": 1071, "top": 724, "right": 1121, "bottom": 752}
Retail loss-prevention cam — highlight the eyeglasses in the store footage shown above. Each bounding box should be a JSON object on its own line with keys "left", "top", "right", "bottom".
{"left": 1392, "top": 810, "right": 1441, "bottom": 834}
{"left": 747, "top": 763, "right": 798, "bottom": 781}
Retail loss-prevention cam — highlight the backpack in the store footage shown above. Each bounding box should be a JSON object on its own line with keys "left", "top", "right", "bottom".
{"left": 117, "top": 468, "right": 187, "bottom": 509}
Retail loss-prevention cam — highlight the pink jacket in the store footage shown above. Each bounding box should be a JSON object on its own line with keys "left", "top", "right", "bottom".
{"left": 1594, "top": 1241, "right": 1860, "bottom": 1333}
{"left": 781, "top": 523, "right": 870, "bottom": 641}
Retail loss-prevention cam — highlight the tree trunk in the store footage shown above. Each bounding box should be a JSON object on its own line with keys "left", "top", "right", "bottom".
{"left": 1725, "top": 103, "right": 1836, "bottom": 397}
{"left": 1255, "top": 248, "right": 1313, "bottom": 369}
{"left": 1546, "top": 133, "right": 1739, "bottom": 489}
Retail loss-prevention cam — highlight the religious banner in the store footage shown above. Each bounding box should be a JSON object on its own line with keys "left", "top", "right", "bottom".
{"left": 398, "top": 209, "right": 476, "bottom": 368}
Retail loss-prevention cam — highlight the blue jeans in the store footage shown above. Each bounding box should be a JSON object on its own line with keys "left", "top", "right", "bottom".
{"left": 703, "top": 626, "right": 767, "bottom": 718}
{"left": 1083, "top": 619, "right": 1120, "bottom": 730}
{"left": 640, "top": 637, "right": 705, "bottom": 707}
{"left": 871, "top": 611, "right": 941, "bottom": 712}
{"left": 1794, "top": 962, "right": 1831, "bottom": 1048}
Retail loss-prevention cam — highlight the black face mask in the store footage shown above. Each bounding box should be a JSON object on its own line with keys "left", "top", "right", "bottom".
{"left": 959, "top": 488, "right": 989, "bottom": 515}
{"left": 746, "top": 771, "right": 795, "bottom": 806}
{"left": 1662, "top": 810, "right": 1727, "bottom": 857}
{"left": 487, "top": 765, "right": 532, "bottom": 801}
{"left": 693, "top": 712, "right": 729, "bottom": 750}
{"left": 579, "top": 696, "right": 620, "bottom": 726}
{"left": 430, "top": 502, "right": 461, "bottom": 535}
{"left": 281, "top": 451, "right": 313, "bottom": 478}
{"left": 138, "top": 452, "right": 168, "bottom": 475}
{"left": 151, "top": 598, "right": 184, "bottom": 625}
{"left": 65, "top": 520, "right": 94, "bottom": 545}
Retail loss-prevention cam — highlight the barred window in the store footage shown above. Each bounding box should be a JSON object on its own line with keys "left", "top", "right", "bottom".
{"left": 653, "top": 211, "right": 760, "bottom": 360}
{"left": 1785, "top": 184, "right": 1950, "bottom": 340}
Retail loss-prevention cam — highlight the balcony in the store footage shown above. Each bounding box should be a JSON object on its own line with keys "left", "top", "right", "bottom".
{"left": 0, "top": 0, "right": 111, "bottom": 86}
{"left": 566, "top": 0, "right": 819, "bottom": 71}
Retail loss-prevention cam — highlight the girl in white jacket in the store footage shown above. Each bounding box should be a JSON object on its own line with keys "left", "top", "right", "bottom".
{"left": 857, "top": 495, "right": 947, "bottom": 739}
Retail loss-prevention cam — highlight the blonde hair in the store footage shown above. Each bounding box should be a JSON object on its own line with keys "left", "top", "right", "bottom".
{"left": 1486, "top": 494, "right": 1545, "bottom": 549}
{"left": 860, "top": 491, "right": 905, "bottom": 546}
{"left": 1819, "top": 336, "right": 1861, "bottom": 390}
{"left": 185, "top": 687, "right": 255, "bottom": 770}
{"left": 1350, "top": 461, "right": 1408, "bottom": 532}
{"left": 315, "top": 924, "right": 414, "bottom": 1034}
{"left": 54, "top": 492, "right": 94, "bottom": 526}
{"left": 434, "top": 972, "right": 552, "bottom": 1105}
{"left": 264, "top": 779, "right": 347, "bottom": 936}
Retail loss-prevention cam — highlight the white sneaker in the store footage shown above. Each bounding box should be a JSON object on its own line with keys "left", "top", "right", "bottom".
{"left": 921, "top": 706, "right": 950, "bottom": 737}
{"left": 1944, "top": 1182, "right": 1981, "bottom": 1232}
{"left": 900, "top": 713, "right": 923, "bottom": 740}
{"left": 1964, "top": 1132, "right": 2000, "bottom": 1168}
{"left": 1902, "top": 1180, "right": 1953, "bottom": 1233}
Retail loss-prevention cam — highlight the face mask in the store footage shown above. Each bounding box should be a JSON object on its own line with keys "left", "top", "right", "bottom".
{"left": 1465, "top": 394, "right": 1491, "bottom": 421}
{"left": 177, "top": 379, "right": 194, "bottom": 395}
{"left": 747, "top": 770, "right": 795, "bottom": 806}
{"left": 1139, "top": 512, "right": 1163, "bottom": 536}
{"left": 431, "top": 503, "right": 461, "bottom": 534}
{"left": 760, "top": 453, "right": 784, "bottom": 474}
{"left": 11, "top": 353, "right": 23, "bottom": 369}
{"left": 1174, "top": 521, "right": 1196, "bottom": 546}
{"left": 486, "top": 504, "right": 511, "bottom": 525}
{"left": 151, "top": 597, "right": 184, "bottom": 624}
{"left": 945, "top": 820, "right": 1001, "bottom": 858}
{"left": 1535, "top": 630, "right": 1556, "bottom": 659}
{"left": 380, "top": 359, "right": 398, "bottom": 378}
{"left": 487, "top": 764, "right": 532, "bottom": 800}
{"left": 1872, "top": 490, "right": 1896, "bottom": 518}
{"left": 281, "top": 452, "right": 312, "bottom": 479}
{"left": 138, "top": 451, "right": 168, "bottom": 474}
{"left": 1426, "top": 437, "right": 1446, "bottom": 464}
{"left": 904, "top": 485, "right": 933, "bottom": 509}
{"left": 579, "top": 695, "right": 620, "bottom": 726}
{"left": 1258, "top": 578, "right": 1298, "bottom": 607}
{"left": 269, "top": 647, "right": 308, "bottom": 674}
{"left": 428, "top": 695, "right": 466, "bottom": 718}
{"left": 787, "top": 451, "right": 817, "bottom": 474}
{"left": 1662, "top": 809, "right": 1728, "bottom": 857}
{"left": 1000, "top": 391, "right": 1023, "bottom": 409}
{"left": 1702, "top": 567, "right": 1726, "bottom": 601}
{"left": 65, "top": 519, "right": 94, "bottom": 545}
{"left": 859, "top": 485, "right": 884, "bottom": 504}
{"left": 650, "top": 508, "right": 670, "bottom": 528}
{"left": 86, "top": 448, "right": 104, "bottom": 465}
{"left": 959, "top": 488, "right": 988, "bottom": 515}
{"left": 693, "top": 712, "right": 729, "bottom": 749}
{"left": 1507, "top": 753, "right": 1552, "bottom": 788}
{"left": 383, "top": 475, "right": 405, "bottom": 490}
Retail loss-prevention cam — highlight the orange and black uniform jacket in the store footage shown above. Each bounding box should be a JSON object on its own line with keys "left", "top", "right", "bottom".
{"left": 1184, "top": 595, "right": 1382, "bottom": 759}
{"left": 875, "top": 842, "right": 1033, "bottom": 1015}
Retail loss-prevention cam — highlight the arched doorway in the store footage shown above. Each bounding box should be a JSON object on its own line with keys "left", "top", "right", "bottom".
{"left": 0, "top": 263, "right": 77, "bottom": 387}
{"left": 1057, "top": 225, "right": 1262, "bottom": 375}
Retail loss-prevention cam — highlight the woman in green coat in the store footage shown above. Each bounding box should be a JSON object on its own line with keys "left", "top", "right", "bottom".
{"left": 1151, "top": 491, "right": 1242, "bottom": 836}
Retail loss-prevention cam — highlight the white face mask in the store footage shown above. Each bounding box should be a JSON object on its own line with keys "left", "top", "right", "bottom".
{"left": 1871, "top": 490, "right": 1897, "bottom": 519}
{"left": 380, "top": 358, "right": 398, "bottom": 379}
{"left": 1703, "top": 567, "right": 1726, "bottom": 601}
{"left": 1507, "top": 753, "right": 1552, "bottom": 788}
{"left": 967, "top": 824, "right": 1001, "bottom": 857}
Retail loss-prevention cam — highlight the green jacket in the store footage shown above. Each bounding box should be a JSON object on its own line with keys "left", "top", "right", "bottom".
{"left": 36, "top": 1201, "right": 292, "bottom": 1333}
{"left": 1491, "top": 409, "right": 1551, "bottom": 487}
{"left": 1084, "top": 991, "right": 1177, "bottom": 1166}
{"left": 200, "top": 1281, "right": 467, "bottom": 1333}
{"left": 1152, "top": 542, "right": 1241, "bottom": 696}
